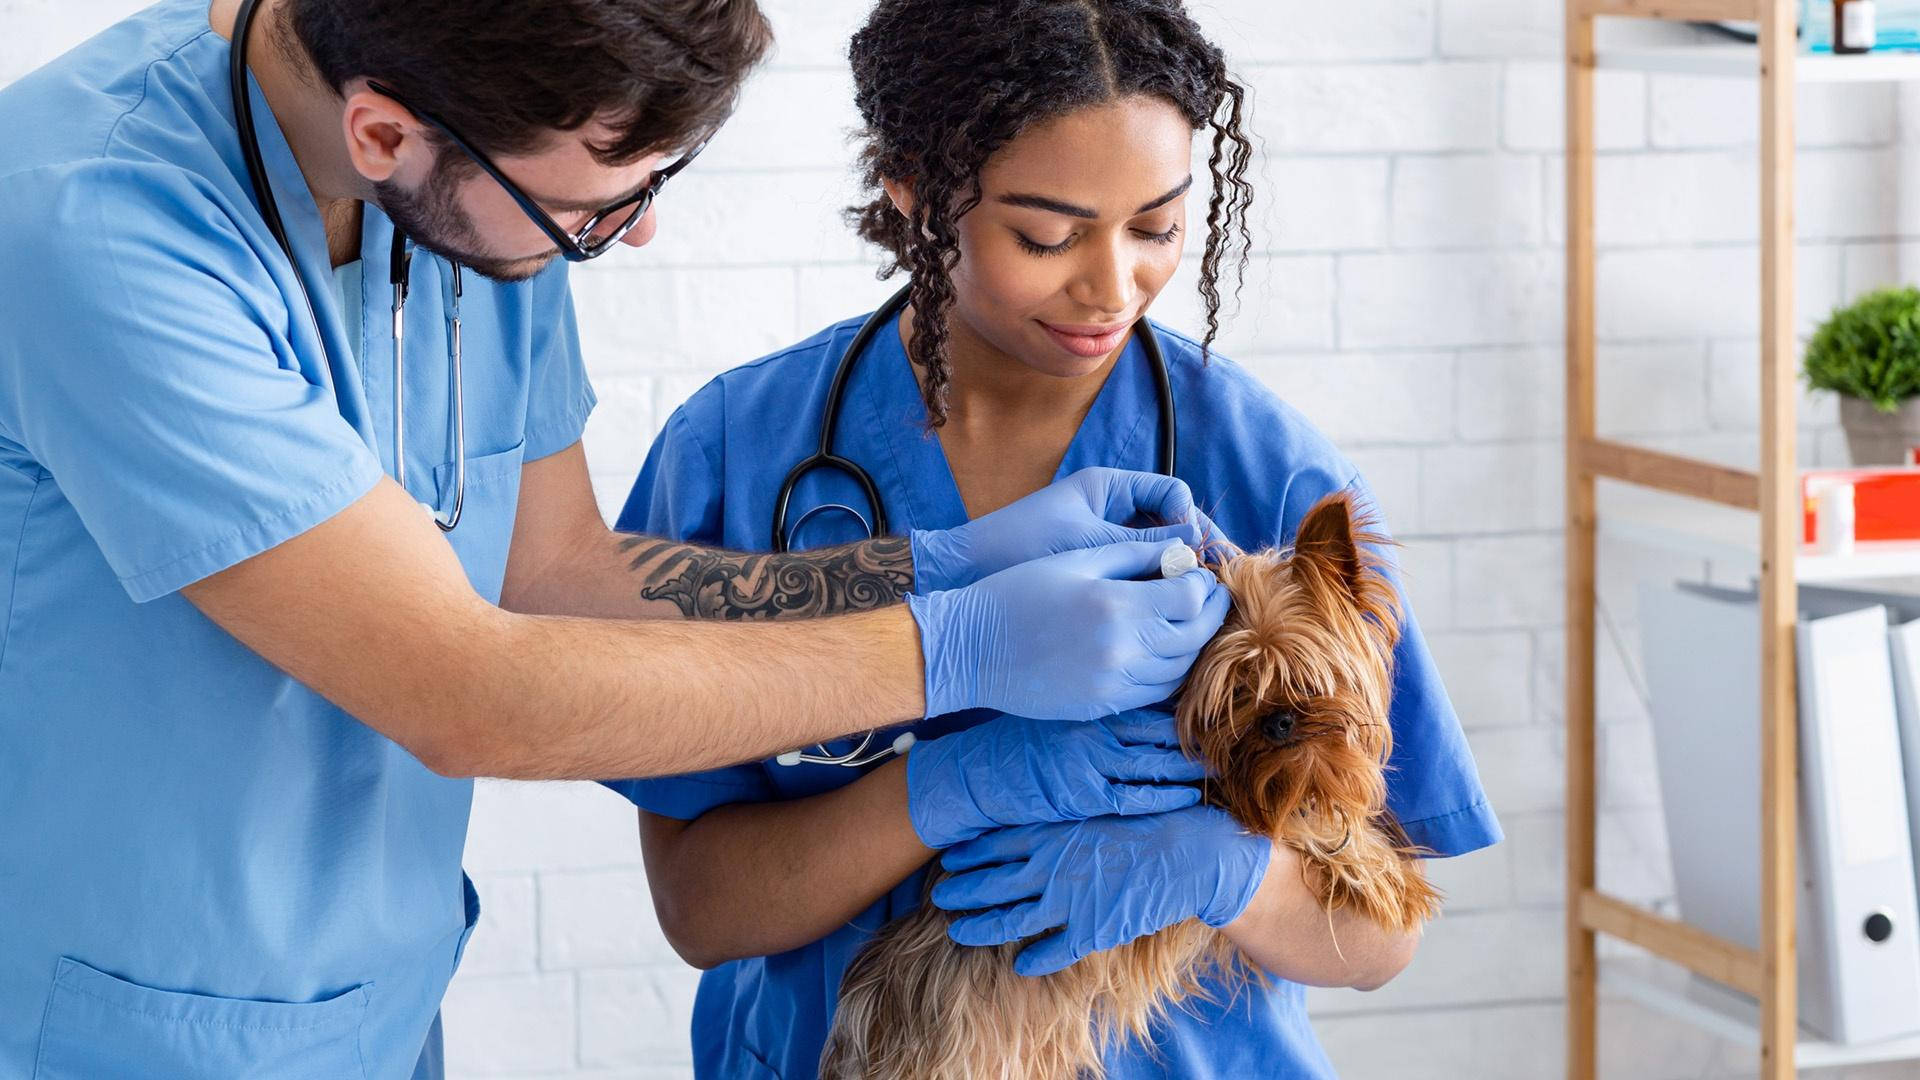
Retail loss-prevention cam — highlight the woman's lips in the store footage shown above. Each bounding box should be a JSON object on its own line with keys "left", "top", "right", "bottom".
{"left": 1039, "top": 320, "right": 1130, "bottom": 358}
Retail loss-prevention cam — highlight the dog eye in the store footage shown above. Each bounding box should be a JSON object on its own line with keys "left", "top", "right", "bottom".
{"left": 1260, "top": 709, "right": 1300, "bottom": 743}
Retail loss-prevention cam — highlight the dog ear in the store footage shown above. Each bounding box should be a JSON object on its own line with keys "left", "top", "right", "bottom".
{"left": 1291, "top": 492, "right": 1405, "bottom": 664}
{"left": 1292, "top": 493, "right": 1363, "bottom": 595}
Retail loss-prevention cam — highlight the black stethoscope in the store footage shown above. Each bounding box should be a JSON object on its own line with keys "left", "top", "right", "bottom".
{"left": 770, "top": 284, "right": 1179, "bottom": 551}
{"left": 229, "top": 0, "right": 466, "bottom": 531}
{"left": 767, "top": 284, "right": 1180, "bottom": 768}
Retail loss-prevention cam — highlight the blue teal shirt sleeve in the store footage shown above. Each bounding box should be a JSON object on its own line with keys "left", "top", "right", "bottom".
{"left": 614, "top": 400, "right": 726, "bottom": 547}
{"left": 1284, "top": 467, "right": 1501, "bottom": 859}
{"left": 521, "top": 262, "right": 597, "bottom": 462}
{"left": 0, "top": 163, "right": 385, "bottom": 602}
{"left": 601, "top": 391, "right": 778, "bottom": 818}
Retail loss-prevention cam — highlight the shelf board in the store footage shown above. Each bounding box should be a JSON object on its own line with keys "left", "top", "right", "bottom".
{"left": 1596, "top": 44, "right": 1920, "bottom": 82}
{"left": 1596, "top": 480, "right": 1920, "bottom": 584}
{"left": 1603, "top": 957, "right": 1920, "bottom": 1068}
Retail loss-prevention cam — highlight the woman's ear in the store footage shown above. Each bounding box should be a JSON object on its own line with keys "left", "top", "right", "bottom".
{"left": 880, "top": 176, "right": 916, "bottom": 221}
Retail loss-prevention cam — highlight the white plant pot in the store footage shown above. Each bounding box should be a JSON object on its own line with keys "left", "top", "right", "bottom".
{"left": 1840, "top": 396, "right": 1920, "bottom": 466}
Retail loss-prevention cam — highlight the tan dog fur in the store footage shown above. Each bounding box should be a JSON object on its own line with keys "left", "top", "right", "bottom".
{"left": 820, "top": 492, "right": 1440, "bottom": 1079}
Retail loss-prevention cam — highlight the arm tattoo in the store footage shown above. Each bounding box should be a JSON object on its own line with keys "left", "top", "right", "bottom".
{"left": 619, "top": 535, "right": 916, "bottom": 619}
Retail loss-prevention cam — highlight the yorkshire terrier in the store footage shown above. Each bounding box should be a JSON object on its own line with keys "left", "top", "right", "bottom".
{"left": 819, "top": 491, "right": 1442, "bottom": 1079}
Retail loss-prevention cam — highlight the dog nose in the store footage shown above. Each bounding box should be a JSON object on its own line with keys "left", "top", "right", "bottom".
{"left": 1260, "top": 709, "right": 1298, "bottom": 743}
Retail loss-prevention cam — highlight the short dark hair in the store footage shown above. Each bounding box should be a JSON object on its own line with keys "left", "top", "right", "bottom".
{"left": 847, "top": 0, "right": 1255, "bottom": 426}
{"left": 283, "top": 0, "right": 773, "bottom": 164}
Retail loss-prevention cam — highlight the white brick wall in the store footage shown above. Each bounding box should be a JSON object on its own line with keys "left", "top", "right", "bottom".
{"left": 7, "top": 3, "right": 1913, "bottom": 1078}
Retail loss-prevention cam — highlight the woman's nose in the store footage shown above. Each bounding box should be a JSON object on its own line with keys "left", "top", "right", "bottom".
{"left": 1070, "top": 239, "right": 1134, "bottom": 315}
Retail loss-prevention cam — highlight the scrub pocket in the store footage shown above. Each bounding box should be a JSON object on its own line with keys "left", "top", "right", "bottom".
{"left": 433, "top": 440, "right": 526, "bottom": 602}
{"left": 33, "top": 958, "right": 370, "bottom": 1080}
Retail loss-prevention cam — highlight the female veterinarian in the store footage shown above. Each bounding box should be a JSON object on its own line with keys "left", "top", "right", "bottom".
{"left": 611, "top": 1, "right": 1503, "bottom": 1077}
{"left": 0, "top": 1, "right": 1231, "bottom": 1076}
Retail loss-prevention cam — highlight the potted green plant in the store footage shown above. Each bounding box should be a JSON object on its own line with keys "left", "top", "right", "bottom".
{"left": 1804, "top": 286, "right": 1920, "bottom": 465}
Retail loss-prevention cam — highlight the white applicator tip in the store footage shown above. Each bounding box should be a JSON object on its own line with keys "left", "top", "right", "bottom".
{"left": 1159, "top": 542, "right": 1199, "bottom": 579}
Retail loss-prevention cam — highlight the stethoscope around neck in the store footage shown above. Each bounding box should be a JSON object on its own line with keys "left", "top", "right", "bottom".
{"left": 228, "top": 0, "right": 465, "bottom": 531}
{"left": 768, "top": 284, "right": 1179, "bottom": 768}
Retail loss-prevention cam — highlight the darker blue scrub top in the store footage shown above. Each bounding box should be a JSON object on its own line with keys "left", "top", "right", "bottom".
{"left": 609, "top": 312, "right": 1500, "bottom": 1079}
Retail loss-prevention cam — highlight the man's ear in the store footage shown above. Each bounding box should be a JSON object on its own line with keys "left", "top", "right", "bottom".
{"left": 880, "top": 176, "right": 916, "bottom": 221}
{"left": 340, "top": 79, "right": 424, "bottom": 185}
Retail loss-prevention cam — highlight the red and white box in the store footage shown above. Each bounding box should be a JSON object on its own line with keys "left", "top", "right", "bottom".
{"left": 1802, "top": 467, "right": 1920, "bottom": 545}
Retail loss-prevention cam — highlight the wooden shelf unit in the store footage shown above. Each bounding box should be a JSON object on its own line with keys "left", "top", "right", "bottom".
{"left": 1569, "top": 6, "right": 1920, "bottom": 1074}
{"left": 1563, "top": 2, "right": 1800, "bottom": 1077}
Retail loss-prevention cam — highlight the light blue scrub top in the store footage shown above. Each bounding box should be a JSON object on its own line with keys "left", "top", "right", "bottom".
{"left": 608, "top": 313, "right": 1502, "bottom": 1079}
{"left": 0, "top": 4, "right": 594, "bottom": 1077}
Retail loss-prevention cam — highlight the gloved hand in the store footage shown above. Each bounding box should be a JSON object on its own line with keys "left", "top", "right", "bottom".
{"left": 910, "top": 467, "right": 1229, "bottom": 594}
{"left": 930, "top": 804, "right": 1273, "bottom": 976}
{"left": 906, "top": 708, "right": 1207, "bottom": 850}
{"left": 906, "top": 540, "right": 1230, "bottom": 720}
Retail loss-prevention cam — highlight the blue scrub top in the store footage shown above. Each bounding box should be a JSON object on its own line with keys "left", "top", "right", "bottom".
{"left": 0, "top": 4, "right": 594, "bottom": 1077}
{"left": 608, "top": 312, "right": 1501, "bottom": 1079}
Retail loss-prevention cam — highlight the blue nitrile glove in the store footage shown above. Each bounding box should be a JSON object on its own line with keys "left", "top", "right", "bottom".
{"left": 931, "top": 804, "right": 1272, "bottom": 976}
{"left": 905, "top": 708, "right": 1208, "bottom": 850}
{"left": 906, "top": 540, "right": 1231, "bottom": 721}
{"left": 909, "top": 467, "right": 1228, "bottom": 594}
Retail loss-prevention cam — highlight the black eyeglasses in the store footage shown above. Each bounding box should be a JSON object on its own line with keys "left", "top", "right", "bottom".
{"left": 366, "top": 80, "right": 705, "bottom": 262}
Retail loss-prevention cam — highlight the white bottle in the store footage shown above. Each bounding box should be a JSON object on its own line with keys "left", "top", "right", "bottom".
{"left": 1816, "top": 481, "right": 1857, "bottom": 556}
{"left": 1836, "top": 0, "right": 1878, "bottom": 54}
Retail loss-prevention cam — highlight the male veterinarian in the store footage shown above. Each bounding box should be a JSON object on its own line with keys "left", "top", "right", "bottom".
{"left": 0, "top": 1, "right": 1230, "bottom": 1074}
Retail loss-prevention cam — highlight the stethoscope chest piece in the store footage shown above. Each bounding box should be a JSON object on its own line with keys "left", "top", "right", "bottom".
{"left": 775, "top": 730, "right": 918, "bottom": 769}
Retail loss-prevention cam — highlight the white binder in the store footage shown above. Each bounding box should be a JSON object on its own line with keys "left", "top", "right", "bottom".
{"left": 1893, "top": 618, "right": 1920, "bottom": 845}
{"left": 1638, "top": 581, "right": 1920, "bottom": 1044}
{"left": 1802, "top": 580, "right": 1920, "bottom": 897}
{"left": 1795, "top": 603, "right": 1920, "bottom": 1044}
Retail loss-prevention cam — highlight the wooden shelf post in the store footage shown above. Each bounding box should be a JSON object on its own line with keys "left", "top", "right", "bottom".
{"left": 1564, "top": 2, "right": 1798, "bottom": 1077}
{"left": 1756, "top": 2, "right": 1800, "bottom": 1076}
{"left": 1564, "top": 1, "right": 1600, "bottom": 1077}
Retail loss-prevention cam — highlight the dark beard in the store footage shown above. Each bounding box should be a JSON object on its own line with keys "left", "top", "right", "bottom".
{"left": 373, "top": 160, "right": 558, "bottom": 284}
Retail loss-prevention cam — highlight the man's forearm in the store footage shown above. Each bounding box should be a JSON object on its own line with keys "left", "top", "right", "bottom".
{"left": 431, "top": 603, "right": 926, "bottom": 780}
{"left": 186, "top": 479, "right": 929, "bottom": 784}
{"left": 1220, "top": 843, "right": 1423, "bottom": 990}
{"left": 504, "top": 523, "right": 915, "bottom": 621}
{"left": 618, "top": 533, "right": 913, "bottom": 619}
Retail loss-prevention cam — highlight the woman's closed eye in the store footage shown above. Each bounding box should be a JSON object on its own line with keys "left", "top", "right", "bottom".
{"left": 1013, "top": 222, "right": 1182, "bottom": 256}
{"left": 1135, "top": 222, "right": 1180, "bottom": 245}
{"left": 1015, "top": 231, "right": 1076, "bottom": 256}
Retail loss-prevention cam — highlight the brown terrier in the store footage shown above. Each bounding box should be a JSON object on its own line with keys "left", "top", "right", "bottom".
{"left": 819, "top": 492, "right": 1442, "bottom": 1080}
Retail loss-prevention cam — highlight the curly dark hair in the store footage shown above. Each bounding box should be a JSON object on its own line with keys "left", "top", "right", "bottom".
{"left": 283, "top": 0, "right": 772, "bottom": 166}
{"left": 847, "top": 0, "right": 1255, "bottom": 426}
